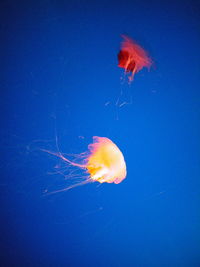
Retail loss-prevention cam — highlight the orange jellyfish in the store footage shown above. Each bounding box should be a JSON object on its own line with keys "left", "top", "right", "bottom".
{"left": 44, "top": 136, "right": 126, "bottom": 194}
{"left": 118, "top": 35, "right": 152, "bottom": 82}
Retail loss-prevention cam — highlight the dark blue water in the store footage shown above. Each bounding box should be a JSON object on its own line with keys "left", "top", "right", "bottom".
{"left": 1, "top": 0, "right": 200, "bottom": 266}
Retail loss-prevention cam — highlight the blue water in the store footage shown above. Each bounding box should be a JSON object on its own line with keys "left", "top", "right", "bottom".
{"left": 1, "top": 0, "right": 200, "bottom": 266}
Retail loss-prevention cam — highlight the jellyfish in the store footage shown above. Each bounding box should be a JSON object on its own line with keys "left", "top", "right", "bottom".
{"left": 118, "top": 35, "right": 152, "bottom": 82}
{"left": 44, "top": 136, "right": 126, "bottom": 194}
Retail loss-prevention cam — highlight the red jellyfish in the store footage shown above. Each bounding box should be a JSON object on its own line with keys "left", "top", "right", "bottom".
{"left": 118, "top": 35, "right": 152, "bottom": 82}
{"left": 44, "top": 137, "right": 127, "bottom": 194}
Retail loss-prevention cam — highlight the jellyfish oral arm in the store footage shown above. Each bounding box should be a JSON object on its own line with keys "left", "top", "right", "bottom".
{"left": 90, "top": 167, "right": 109, "bottom": 182}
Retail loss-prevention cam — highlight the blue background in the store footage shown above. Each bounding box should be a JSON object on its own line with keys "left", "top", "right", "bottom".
{"left": 1, "top": 0, "right": 200, "bottom": 266}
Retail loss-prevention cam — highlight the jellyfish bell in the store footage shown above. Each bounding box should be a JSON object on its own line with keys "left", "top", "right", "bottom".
{"left": 44, "top": 136, "right": 126, "bottom": 194}
{"left": 87, "top": 137, "right": 127, "bottom": 184}
{"left": 118, "top": 35, "right": 152, "bottom": 82}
